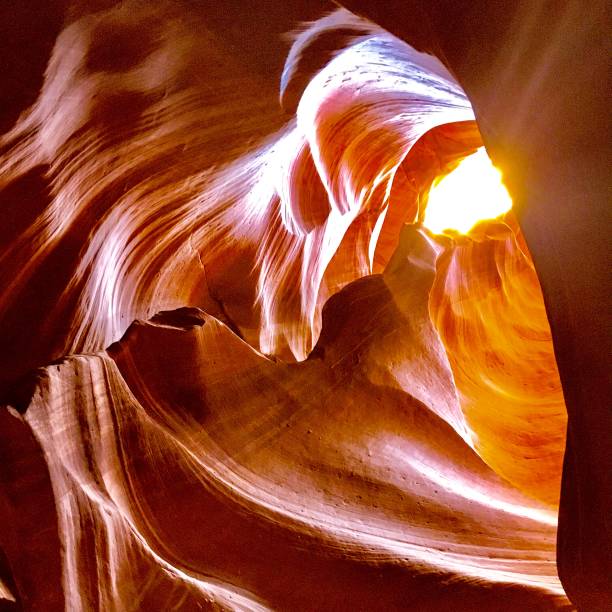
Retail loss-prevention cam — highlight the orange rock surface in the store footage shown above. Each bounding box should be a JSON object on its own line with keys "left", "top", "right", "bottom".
{"left": 1, "top": 2, "right": 609, "bottom": 610}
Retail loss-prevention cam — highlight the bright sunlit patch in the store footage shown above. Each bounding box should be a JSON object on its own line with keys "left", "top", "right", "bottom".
{"left": 423, "top": 147, "right": 512, "bottom": 235}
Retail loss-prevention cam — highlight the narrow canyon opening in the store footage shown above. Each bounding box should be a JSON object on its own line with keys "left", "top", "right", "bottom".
{"left": 1, "top": 2, "right": 609, "bottom": 611}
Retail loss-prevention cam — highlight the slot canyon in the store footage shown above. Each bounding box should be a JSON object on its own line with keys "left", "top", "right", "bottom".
{"left": 0, "top": 1, "right": 610, "bottom": 610}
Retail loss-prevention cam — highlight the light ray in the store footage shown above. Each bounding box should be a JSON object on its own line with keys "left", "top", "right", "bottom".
{"left": 423, "top": 148, "right": 513, "bottom": 235}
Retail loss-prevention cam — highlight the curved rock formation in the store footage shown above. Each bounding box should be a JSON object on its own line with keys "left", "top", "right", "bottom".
{"left": 0, "top": 1, "right": 608, "bottom": 610}
{"left": 340, "top": 3, "right": 612, "bottom": 609}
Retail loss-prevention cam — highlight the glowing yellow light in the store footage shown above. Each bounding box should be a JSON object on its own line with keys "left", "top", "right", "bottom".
{"left": 423, "top": 148, "right": 512, "bottom": 235}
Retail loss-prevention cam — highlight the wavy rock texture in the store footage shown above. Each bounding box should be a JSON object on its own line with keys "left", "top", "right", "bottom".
{"left": 0, "top": 1, "right": 601, "bottom": 610}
